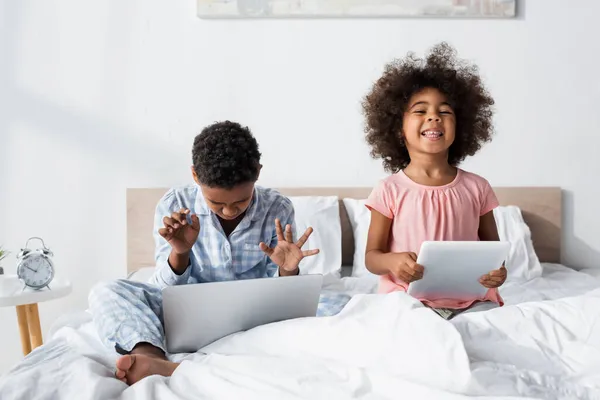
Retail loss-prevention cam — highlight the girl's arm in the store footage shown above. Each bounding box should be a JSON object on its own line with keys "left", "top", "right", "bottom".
{"left": 365, "top": 209, "right": 394, "bottom": 275}
{"left": 365, "top": 209, "right": 400, "bottom": 275}
{"left": 478, "top": 210, "right": 507, "bottom": 288}
{"left": 478, "top": 210, "right": 500, "bottom": 241}
{"left": 365, "top": 210, "right": 423, "bottom": 281}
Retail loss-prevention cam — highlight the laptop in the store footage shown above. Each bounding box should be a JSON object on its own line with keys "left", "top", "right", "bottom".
{"left": 407, "top": 241, "right": 510, "bottom": 301}
{"left": 162, "top": 274, "right": 323, "bottom": 353}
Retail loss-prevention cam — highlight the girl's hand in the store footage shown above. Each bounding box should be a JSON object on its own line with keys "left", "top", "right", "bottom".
{"left": 388, "top": 252, "right": 424, "bottom": 283}
{"left": 479, "top": 265, "right": 507, "bottom": 288}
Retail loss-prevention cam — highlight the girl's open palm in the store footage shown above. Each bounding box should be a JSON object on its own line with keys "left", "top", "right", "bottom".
{"left": 259, "top": 219, "right": 320, "bottom": 272}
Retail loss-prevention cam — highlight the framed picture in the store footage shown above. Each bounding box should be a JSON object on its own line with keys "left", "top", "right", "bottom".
{"left": 197, "top": 0, "right": 517, "bottom": 19}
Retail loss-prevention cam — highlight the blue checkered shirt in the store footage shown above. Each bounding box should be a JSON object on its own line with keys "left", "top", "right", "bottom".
{"left": 149, "top": 184, "right": 295, "bottom": 289}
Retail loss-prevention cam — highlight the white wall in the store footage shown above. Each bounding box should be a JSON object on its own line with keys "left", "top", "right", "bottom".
{"left": 1, "top": 0, "right": 599, "bottom": 373}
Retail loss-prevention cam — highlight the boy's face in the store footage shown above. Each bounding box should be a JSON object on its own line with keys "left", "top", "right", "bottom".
{"left": 401, "top": 87, "right": 456, "bottom": 158}
{"left": 193, "top": 171, "right": 255, "bottom": 220}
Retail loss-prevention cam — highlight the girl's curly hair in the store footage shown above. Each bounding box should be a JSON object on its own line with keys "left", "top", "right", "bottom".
{"left": 362, "top": 42, "right": 495, "bottom": 173}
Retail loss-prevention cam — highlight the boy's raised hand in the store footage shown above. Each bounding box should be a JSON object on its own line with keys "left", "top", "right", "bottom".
{"left": 259, "top": 219, "right": 320, "bottom": 274}
{"left": 158, "top": 208, "right": 200, "bottom": 254}
{"left": 389, "top": 252, "right": 424, "bottom": 283}
{"left": 479, "top": 265, "right": 507, "bottom": 288}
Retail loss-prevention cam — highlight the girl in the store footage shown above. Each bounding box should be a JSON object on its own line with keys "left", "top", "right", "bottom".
{"left": 362, "top": 43, "right": 507, "bottom": 319}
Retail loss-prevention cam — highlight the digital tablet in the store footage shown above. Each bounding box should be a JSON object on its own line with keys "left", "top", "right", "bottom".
{"left": 406, "top": 241, "right": 509, "bottom": 301}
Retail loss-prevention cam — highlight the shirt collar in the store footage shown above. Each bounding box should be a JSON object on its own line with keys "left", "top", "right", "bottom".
{"left": 193, "top": 185, "right": 262, "bottom": 221}
{"left": 246, "top": 187, "right": 262, "bottom": 222}
{"left": 194, "top": 185, "right": 211, "bottom": 216}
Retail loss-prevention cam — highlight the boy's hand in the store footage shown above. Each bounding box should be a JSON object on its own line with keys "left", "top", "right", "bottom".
{"left": 479, "top": 265, "right": 507, "bottom": 288}
{"left": 158, "top": 208, "right": 200, "bottom": 254}
{"left": 389, "top": 252, "right": 424, "bottom": 283}
{"left": 259, "top": 219, "right": 320, "bottom": 275}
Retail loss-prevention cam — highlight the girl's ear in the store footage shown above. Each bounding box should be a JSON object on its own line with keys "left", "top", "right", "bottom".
{"left": 398, "top": 130, "right": 406, "bottom": 146}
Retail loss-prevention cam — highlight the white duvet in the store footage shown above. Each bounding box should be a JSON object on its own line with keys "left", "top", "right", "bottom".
{"left": 2, "top": 265, "right": 600, "bottom": 400}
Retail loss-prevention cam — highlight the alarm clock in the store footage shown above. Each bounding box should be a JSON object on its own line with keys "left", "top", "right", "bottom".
{"left": 16, "top": 237, "right": 55, "bottom": 290}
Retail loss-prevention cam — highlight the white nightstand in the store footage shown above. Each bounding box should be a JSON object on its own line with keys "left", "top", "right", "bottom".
{"left": 0, "top": 275, "right": 72, "bottom": 355}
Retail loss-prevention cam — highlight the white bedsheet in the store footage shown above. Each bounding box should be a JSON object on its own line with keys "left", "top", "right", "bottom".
{"left": 1, "top": 264, "right": 600, "bottom": 400}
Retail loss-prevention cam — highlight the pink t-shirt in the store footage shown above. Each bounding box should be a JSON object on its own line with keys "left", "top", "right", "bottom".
{"left": 365, "top": 168, "right": 503, "bottom": 309}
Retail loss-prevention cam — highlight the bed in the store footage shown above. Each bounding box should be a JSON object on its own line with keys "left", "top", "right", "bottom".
{"left": 1, "top": 186, "right": 600, "bottom": 400}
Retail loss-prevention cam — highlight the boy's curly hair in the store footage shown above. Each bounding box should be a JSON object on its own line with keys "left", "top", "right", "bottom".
{"left": 193, "top": 121, "right": 261, "bottom": 188}
{"left": 362, "top": 42, "right": 495, "bottom": 173}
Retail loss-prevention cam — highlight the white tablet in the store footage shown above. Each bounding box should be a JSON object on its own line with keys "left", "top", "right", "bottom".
{"left": 406, "top": 241, "right": 509, "bottom": 301}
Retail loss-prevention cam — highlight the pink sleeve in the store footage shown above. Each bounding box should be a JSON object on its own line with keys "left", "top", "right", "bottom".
{"left": 480, "top": 180, "right": 499, "bottom": 216}
{"left": 365, "top": 180, "right": 394, "bottom": 219}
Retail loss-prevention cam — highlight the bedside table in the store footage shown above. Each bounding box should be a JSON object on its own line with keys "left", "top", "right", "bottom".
{"left": 0, "top": 275, "right": 72, "bottom": 356}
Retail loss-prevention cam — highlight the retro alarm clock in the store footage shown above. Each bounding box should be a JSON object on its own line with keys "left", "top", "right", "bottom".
{"left": 16, "top": 237, "right": 55, "bottom": 290}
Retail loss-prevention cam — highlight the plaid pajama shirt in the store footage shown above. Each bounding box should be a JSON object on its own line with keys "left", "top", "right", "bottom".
{"left": 89, "top": 184, "right": 350, "bottom": 353}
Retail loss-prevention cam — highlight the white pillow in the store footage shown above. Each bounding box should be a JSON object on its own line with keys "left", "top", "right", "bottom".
{"left": 289, "top": 196, "right": 342, "bottom": 277}
{"left": 493, "top": 206, "right": 542, "bottom": 281}
{"left": 127, "top": 266, "right": 155, "bottom": 282}
{"left": 342, "top": 198, "right": 374, "bottom": 278}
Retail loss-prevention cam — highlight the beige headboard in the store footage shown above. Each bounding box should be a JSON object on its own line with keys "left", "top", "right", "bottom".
{"left": 127, "top": 187, "right": 562, "bottom": 275}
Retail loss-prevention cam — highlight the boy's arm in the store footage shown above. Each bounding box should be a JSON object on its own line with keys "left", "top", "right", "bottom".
{"left": 262, "top": 199, "right": 320, "bottom": 277}
{"left": 148, "top": 193, "right": 194, "bottom": 288}
{"left": 265, "top": 203, "right": 300, "bottom": 277}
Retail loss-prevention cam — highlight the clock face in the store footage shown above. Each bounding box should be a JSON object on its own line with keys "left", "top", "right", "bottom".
{"left": 19, "top": 255, "right": 53, "bottom": 288}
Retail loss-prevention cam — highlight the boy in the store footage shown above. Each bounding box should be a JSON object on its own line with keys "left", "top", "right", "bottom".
{"left": 89, "top": 121, "right": 319, "bottom": 385}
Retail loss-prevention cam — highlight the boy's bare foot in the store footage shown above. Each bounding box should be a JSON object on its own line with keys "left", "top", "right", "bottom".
{"left": 115, "top": 354, "right": 179, "bottom": 385}
{"left": 114, "top": 344, "right": 179, "bottom": 385}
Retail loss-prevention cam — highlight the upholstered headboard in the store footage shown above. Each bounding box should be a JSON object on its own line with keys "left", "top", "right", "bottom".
{"left": 126, "top": 187, "right": 562, "bottom": 275}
